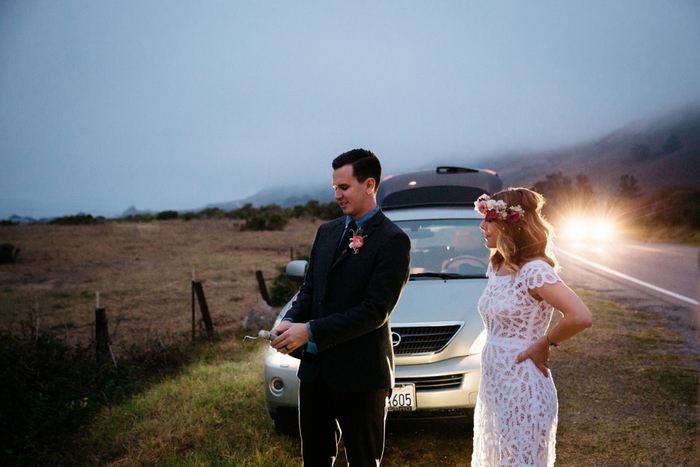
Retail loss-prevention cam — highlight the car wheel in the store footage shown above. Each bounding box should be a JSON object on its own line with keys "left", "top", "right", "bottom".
{"left": 271, "top": 410, "right": 299, "bottom": 436}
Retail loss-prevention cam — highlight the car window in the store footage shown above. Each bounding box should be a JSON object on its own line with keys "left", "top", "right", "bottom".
{"left": 395, "top": 219, "right": 489, "bottom": 278}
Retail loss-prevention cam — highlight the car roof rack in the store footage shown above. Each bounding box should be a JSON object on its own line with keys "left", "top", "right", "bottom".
{"left": 436, "top": 166, "right": 479, "bottom": 174}
{"left": 377, "top": 166, "right": 502, "bottom": 210}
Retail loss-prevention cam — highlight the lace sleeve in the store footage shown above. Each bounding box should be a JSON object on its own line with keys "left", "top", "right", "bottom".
{"left": 522, "top": 260, "right": 560, "bottom": 289}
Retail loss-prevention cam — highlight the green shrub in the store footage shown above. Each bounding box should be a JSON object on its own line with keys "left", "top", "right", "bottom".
{"left": 0, "top": 322, "right": 193, "bottom": 466}
{"left": 0, "top": 243, "right": 20, "bottom": 264}
{"left": 240, "top": 205, "right": 291, "bottom": 231}
{"left": 270, "top": 269, "right": 297, "bottom": 306}
{"left": 265, "top": 211, "right": 289, "bottom": 230}
{"left": 199, "top": 208, "right": 226, "bottom": 219}
{"left": 643, "top": 186, "right": 700, "bottom": 229}
{"left": 292, "top": 200, "right": 342, "bottom": 220}
{"left": 156, "top": 210, "right": 179, "bottom": 220}
{"left": 120, "top": 213, "right": 154, "bottom": 223}
{"left": 241, "top": 214, "right": 268, "bottom": 231}
{"left": 179, "top": 212, "right": 201, "bottom": 221}
{"left": 48, "top": 213, "right": 103, "bottom": 225}
{"left": 269, "top": 255, "right": 309, "bottom": 306}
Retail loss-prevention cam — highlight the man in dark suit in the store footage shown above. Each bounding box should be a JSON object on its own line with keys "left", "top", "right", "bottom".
{"left": 271, "top": 149, "right": 411, "bottom": 466}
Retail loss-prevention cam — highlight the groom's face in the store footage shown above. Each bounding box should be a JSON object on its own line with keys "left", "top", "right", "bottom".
{"left": 332, "top": 164, "right": 375, "bottom": 220}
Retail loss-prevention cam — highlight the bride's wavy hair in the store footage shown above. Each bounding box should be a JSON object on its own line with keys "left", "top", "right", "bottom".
{"left": 488, "top": 187, "right": 558, "bottom": 275}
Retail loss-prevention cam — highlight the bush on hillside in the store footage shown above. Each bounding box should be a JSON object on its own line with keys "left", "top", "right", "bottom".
{"left": 532, "top": 171, "right": 700, "bottom": 230}
{"left": 48, "top": 213, "right": 105, "bottom": 225}
{"left": 292, "top": 200, "right": 343, "bottom": 220}
{"left": 198, "top": 208, "right": 227, "bottom": 219}
{"left": 240, "top": 205, "right": 291, "bottom": 231}
{"left": 156, "top": 210, "right": 179, "bottom": 220}
{"left": 120, "top": 213, "right": 154, "bottom": 223}
{"left": 642, "top": 186, "right": 700, "bottom": 229}
{"left": 0, "top": 243, "right": 20, "bottom": 264}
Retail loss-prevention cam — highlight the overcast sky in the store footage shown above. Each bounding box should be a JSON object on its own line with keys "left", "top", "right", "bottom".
{"left": 2, "top": 1, "right": 700, "bottom": 219}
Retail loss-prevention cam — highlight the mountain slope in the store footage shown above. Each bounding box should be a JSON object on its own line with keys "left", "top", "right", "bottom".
{"left": 205, "top": 103, "right": 700, "bottom": 211}
{"left": 489, "top": 104, "right": 700, "bottom": 195}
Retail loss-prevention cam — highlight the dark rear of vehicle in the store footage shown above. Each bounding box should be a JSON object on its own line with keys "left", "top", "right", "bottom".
{"left": 377, "top": 166, "right": 502, "bottom": 210}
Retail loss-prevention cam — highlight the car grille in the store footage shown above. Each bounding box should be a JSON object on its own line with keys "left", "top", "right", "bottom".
{"left": 395, "top": 374, "right": 463, "bottom": 391}
{"left": 391, "top": 324, "right": 461, "bottom": 356}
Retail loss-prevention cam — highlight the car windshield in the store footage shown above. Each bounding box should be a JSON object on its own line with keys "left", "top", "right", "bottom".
{"left": 394, "top": 219, "right": 490, "bottom": 279}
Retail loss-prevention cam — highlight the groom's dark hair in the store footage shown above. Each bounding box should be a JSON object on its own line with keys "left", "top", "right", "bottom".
{"left": 332, "top": 148, "right": 382, "bottom": 193}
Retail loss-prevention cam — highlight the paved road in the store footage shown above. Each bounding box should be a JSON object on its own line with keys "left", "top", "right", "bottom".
{"left": 554, "top": 237, "right": 699, "bottom": 304}
{"left": 553, "top": 236, "right": 700, "bottom": 363}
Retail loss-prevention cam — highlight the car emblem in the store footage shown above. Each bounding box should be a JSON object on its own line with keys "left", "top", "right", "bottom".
{"left": 391, "top": 331, "right": 402, "bottom": 348}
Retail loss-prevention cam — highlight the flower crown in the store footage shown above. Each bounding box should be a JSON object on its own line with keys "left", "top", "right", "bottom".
{"left": 474, "top": 194, "right": 524, "bottom": 223}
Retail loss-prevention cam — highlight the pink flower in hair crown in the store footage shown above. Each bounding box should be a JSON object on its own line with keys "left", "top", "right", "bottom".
{"left": 474, "top": 194, "right": 524, "bottom": 223}
{"left": 348, "top": 228, "right": 366, "bottom": 254}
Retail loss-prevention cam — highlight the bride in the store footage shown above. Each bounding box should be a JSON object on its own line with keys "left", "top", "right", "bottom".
{"left": 471, "top": 188, "right": 593, "bottom": 467}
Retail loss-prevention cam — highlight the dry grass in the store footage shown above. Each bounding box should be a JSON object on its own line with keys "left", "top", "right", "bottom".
{"left": 553, "top": 290, "right": 698, "bottom": 467}
{"left": 2, "top": 218, "right": 698, "bottom": 466}
{"left": 0, "top": 218, "right": 321, "bottom": 350}
{"left": 69, "top": 289, "right": 698, "bottom": 467}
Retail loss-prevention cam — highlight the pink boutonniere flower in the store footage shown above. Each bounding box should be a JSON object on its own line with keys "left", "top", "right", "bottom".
{"left": 348, "top": 228, "right": 366, "bottom": 255}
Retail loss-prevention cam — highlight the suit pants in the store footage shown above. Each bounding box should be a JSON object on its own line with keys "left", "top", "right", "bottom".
{"left": 299, "top": 374, "right": 390, "bottom": 467}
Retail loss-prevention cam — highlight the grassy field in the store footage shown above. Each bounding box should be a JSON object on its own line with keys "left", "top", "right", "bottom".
{"left": 1, "top": 219, "right": 698, "bottom": 466}
{"left": 59, "top": 290, "right": 696, "bottom": 467}
{"left": 0, "top": 218, "right": 321, "bottom": 349}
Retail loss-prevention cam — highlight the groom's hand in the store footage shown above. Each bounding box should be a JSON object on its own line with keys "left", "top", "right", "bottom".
{"left": 271, "top": 322, "right": 309, "bottom": 355}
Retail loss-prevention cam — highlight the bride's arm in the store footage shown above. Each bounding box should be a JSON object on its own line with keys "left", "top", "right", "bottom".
{"left": 516, "top": 281, "right": 593, "bottom": 376}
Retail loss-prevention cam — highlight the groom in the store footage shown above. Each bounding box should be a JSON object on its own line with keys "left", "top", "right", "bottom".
{"left": 271, "top": 149, "right": 411, "bottom": 466}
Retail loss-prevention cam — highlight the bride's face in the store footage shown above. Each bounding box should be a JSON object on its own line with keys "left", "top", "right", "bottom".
{"left": 479, "top": 218, "right": 500, "bottom": 249}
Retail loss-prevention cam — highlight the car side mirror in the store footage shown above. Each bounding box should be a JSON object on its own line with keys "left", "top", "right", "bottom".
{"left": 286, "top": 260, "right": 308, "bottom": 282}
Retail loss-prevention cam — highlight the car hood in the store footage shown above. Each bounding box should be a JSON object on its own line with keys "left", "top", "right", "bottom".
{"left": 390, "top": 277, "right": 487, "bottom": 361}
{"left": 392, "top": 278, "right": 486, "bottom": 324}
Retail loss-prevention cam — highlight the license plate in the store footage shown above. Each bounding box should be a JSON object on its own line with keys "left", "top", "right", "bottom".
{"left": 389, "top": 383, "right": 416, "bottom": 411}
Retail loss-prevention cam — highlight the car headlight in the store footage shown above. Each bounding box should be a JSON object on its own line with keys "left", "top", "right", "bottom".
{"left": 468, "top": 328, "right": 487, "bottom": 354}
{"left": 590, "top": 221, "right": 613, "bottom": 239}
{"left": 562, "top": 217, "right": 615, "bottom": 241}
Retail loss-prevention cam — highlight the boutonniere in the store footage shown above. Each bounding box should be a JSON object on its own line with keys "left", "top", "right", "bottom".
{"left": 348, "top": 228, "right": 367, "bottom": 255}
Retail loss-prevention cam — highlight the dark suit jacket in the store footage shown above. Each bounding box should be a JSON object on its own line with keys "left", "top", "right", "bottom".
{"left": 285, "top": 210, "right": 411, "bottom": 392}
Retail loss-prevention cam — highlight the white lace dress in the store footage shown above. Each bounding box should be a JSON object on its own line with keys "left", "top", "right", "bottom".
{"left": 471, "top": 260, "right": 560, "bottom": 467}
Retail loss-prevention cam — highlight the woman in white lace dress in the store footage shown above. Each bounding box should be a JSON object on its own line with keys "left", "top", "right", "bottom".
{"left": 471, "top": 188, "right": 593, "bottom": 467}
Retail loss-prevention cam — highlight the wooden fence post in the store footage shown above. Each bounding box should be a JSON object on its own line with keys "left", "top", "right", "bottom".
{"left": 95, "top": 307, "right": 110, "bottom": 361}
{"left": 192, "top": 281, "right": 214, "bottom": 338}
{"left": 191, "top": 279, "right": 196, "bottom": 342}
{"left": 255, "top": 270, "right": 271, "bottom": 305}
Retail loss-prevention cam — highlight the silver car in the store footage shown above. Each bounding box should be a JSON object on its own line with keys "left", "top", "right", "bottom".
{"left": 264, "top": 167, "right": 501, "bottom": 433}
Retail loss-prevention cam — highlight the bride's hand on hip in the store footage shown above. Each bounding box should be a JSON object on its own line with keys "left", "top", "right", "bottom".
{"left": 516, "top": 337, "right": 550, "bottom": 377}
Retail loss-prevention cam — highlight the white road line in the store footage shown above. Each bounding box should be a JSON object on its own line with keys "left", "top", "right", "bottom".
{"left": 554, "top": 246, "right": 699, "bottom": 306}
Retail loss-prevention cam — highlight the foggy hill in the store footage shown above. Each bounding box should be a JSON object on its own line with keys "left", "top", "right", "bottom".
{"left": 204, "top": 184, "right": 333, "bottom": 211}
{"left": 207, "top": 103, "right": 700, "bottom": 210}
{"left": 487, "top": 103, "right": 700, "bottom": 196}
